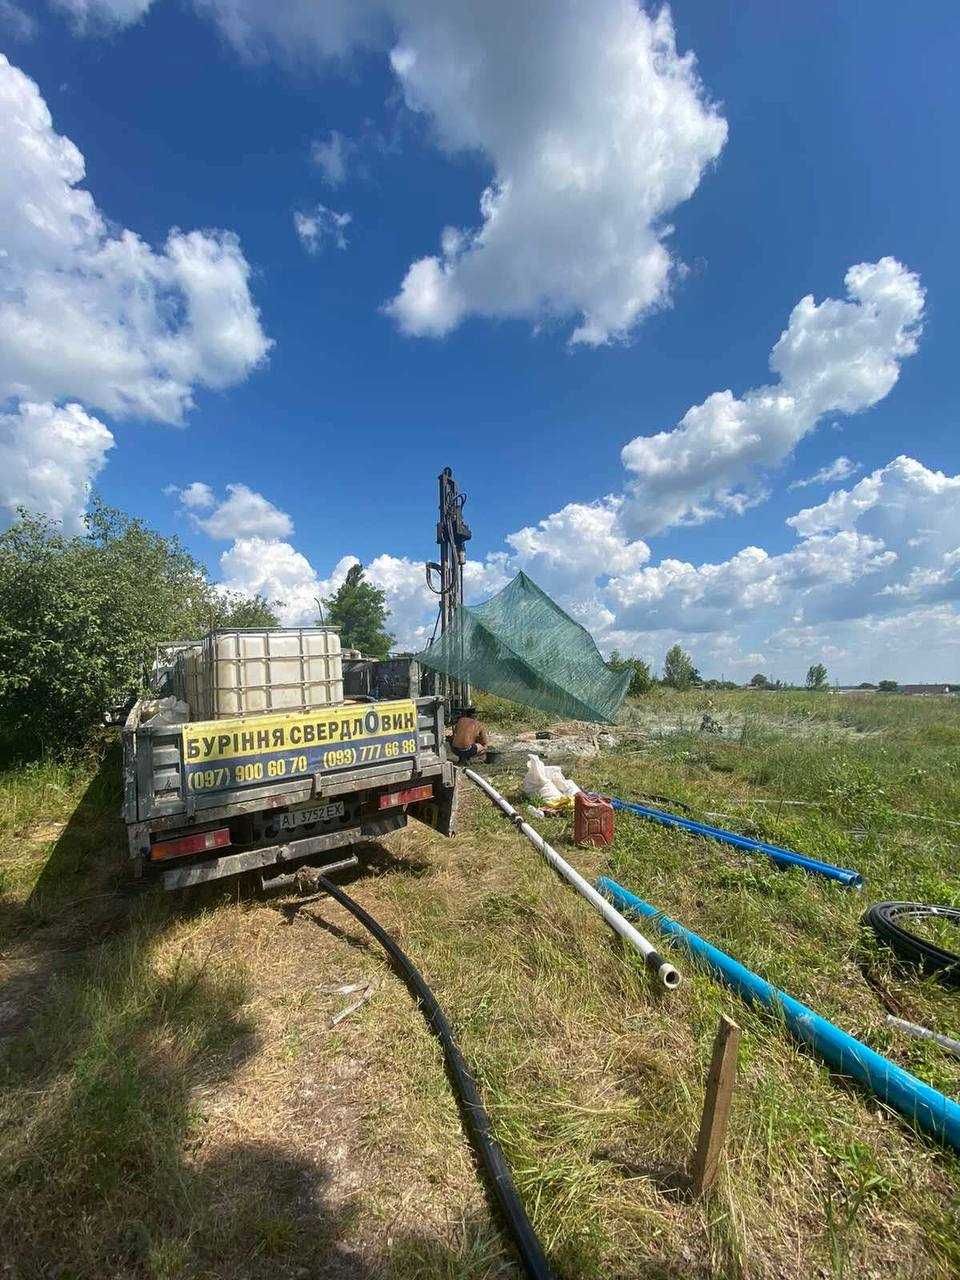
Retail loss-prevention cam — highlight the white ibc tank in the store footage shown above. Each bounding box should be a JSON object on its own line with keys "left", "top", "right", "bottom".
{"left": 194, "top": 628, "right": 344, "bottom": 719}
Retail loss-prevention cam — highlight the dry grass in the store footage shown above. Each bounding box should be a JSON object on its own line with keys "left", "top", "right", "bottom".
{"left": 0, "top": 690, "right": 959, "bottom": 1277}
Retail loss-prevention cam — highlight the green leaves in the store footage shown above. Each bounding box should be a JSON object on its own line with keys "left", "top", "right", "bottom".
{"left": 606, "top": 650, "right": 652, "bottom": 696}
{"left": 321, "top": 563, "right": 393, "bottom": 659}
{"left": 662, "top": 643, "right": 701, "bottom": 690}
{"left": 806, "top": 662, "right": 829, "bottom": 690}
{"left": 0, "top": 501, "right": 279, "bottom": 756}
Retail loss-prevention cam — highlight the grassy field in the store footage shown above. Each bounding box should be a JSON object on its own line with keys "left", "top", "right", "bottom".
{"left": 0, "top": 689, "right": 958, "bottom": 1278}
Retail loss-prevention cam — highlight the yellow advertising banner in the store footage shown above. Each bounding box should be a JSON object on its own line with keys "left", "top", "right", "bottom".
{"left": 181, "top": 699, "right": 419, "bottom": 795}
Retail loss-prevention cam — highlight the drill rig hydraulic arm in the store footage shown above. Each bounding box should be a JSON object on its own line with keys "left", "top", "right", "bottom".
{"left": 426, "top": 467, "right": 471, "bottom": 715}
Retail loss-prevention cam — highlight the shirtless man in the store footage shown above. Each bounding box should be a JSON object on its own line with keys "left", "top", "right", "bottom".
{"left": 450, "top": 706, "right": 488, "bottom": 766}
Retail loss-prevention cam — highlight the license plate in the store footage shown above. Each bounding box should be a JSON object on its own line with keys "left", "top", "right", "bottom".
{"left": 277, "top": 801, "right": 345, "bottom": 831}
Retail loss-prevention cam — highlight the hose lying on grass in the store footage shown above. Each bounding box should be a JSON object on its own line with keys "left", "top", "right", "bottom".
{"left": 886, "top": 1016, "right": 960, "bottom": 1059}
{"left": 863, "top": 902, "right": 960, "bottom": 987}
{"left": 464, "top": 769, "right": 680, "bottom": 989}
{"left": 307, "top": 874, "right": 554, "bottom": 1280}
{"left": 598, "top": 876, "right": 960, "bottom": 1156}
{"left": 605, "top": 795, "right": 863, "bottom": 889}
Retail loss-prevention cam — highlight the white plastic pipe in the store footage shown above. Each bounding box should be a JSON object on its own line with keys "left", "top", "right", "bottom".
{"left": 464, "top": 769, "right": 680, "bottom": 989}
{"left": 886, "top": 1015, "right": 960, "bottom": 1059}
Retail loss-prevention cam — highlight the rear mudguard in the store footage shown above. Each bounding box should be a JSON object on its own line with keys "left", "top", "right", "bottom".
{"left": 408, "top": 774, "right": 461, "bottom": 836}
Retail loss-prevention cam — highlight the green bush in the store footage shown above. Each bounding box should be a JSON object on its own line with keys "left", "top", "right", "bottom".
{"left": 0, "top": 503, "right": 277, "bottom": 757}
{"left": 607, "top": 650, "right": 653, "bottom": 697}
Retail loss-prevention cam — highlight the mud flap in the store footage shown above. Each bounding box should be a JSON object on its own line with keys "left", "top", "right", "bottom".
{"left": 407, "top": 773, "right": 461, "bottom": 837}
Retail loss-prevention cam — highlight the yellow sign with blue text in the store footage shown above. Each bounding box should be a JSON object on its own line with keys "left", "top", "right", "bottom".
{"left": 182, "top": 699, "right": 419, "bottom": 795}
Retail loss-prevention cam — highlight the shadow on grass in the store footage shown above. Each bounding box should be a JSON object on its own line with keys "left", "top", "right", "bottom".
{"left": 0, "top": 745, "right": 135, "bottom": 1037}
{"left": 0, "top": 751, "right": 496, "bottom": 1279}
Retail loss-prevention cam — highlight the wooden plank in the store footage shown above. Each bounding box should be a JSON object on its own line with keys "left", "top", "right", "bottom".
{"left": 690, "top": 1014, "right": 741, "bottom": 1197}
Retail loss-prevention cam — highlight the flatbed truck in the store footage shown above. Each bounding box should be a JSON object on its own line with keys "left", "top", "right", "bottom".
{"left": 122, "top": 691, "right": 458, "bottom": 890}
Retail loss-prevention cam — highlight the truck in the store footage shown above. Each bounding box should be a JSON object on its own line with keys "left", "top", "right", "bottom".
{"left": 122, "top": 647, "right": 458, "bottom": 891}
{"left": 121, "top": 467, "right": 474, "bottom": 891}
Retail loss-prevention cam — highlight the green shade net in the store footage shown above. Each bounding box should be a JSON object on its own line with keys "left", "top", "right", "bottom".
{"left": 418, "top": 571, "right": 630, "bottom": 724}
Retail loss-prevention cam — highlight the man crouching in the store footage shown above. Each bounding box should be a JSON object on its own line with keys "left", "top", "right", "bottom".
{"left": 450, "top": 706, "right": 488, "bottom": 766}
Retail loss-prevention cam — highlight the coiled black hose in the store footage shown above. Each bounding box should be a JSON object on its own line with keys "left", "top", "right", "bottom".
{"left": 311, "top": 875, "right": 554, "bottom": 1280}
{"left": 862, "top": 901, "right": 960, "bottom": 987}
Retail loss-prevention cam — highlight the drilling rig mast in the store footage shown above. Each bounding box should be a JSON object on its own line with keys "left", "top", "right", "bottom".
{"left": 427, "top": 467, "right": 471, "bottom": 714}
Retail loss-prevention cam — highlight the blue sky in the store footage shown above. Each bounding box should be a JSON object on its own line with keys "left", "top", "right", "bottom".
{"left": 1, "top": 0, "right": 958, "bottom": 682}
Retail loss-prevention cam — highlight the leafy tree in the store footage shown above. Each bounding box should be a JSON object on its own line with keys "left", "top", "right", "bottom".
{"left": 662, "top": 643, "right": 701, "bottom": 691}
{"left": 625, "top": 659, "right": 653, "bottom": 697}
{"left": 607, "top": 651, "right": 653, "bottom": 696}
{"left": 806, "top": 662, "right": 829, "bottom": 691}
{"left": 322, "top": 563, "right": 393, "bottom": 659}
{"left": 213, "top": 591, "right": 280, "bottom": 629}
{"left": 878, "top": 679, "right": 899, "bottom": 692}
{"left": 749, "top": 672, "right": 771, "bottom": 689}
{"left": 0, "top": 502, "right": 277, "bottom": 756}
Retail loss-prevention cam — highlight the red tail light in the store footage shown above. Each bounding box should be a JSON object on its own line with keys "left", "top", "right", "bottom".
{"left": 378, "top": 784, "right": 434, "bottom": 810}
{"left": 151, "top": 827, "right": 231, "bottom": 861}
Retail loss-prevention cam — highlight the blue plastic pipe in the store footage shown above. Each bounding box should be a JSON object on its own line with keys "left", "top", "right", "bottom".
{"left": 606, "top": 796, "right": 863, "bottom": 889}
{"left": 598, "top": 876, "right": 960, "bottom": 1155}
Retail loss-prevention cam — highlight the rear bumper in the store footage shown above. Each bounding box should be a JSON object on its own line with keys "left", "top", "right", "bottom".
{"left": 158, "top": 812, "right": 406, "bottom": 891}
{"left": 129, "top": 757, "right": 454, "bottom": 832}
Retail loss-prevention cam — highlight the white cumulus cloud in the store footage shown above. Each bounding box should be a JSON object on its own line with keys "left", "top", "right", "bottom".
{"left": 62, "top": 0, "right": 726, "bottom": 347}
{"left": 48, "top": 0, "right": 154, "bottom": 28}
{"left": 192, "top": 453, "right": 960, "bottom": 680}
{"left": 311, "top": 130, "right": 351, "bottom": 186}
{"left": 0, "top": 1, "right": 37, "bottom": 40}
{"left": 787, "top": 455, "right": 960, "bottom": 540}
{"left": 174, "top": 468, "right": 513, "bottom": 639}
{"left": 506, "top": 497, "right": 650, "bottom": 595}
{"left": 219, "top": 537, "right": 329, "bottom": 623}
{"left": 174, "top": 477, "right": 461, "bottom": 636}
{"left": 788, "top": 456, "right": 861, "bottom": 491}
{"left": 165, "top": 480, "right": 216, "bottom": 510}
{"left": 215, "top": 537, "right": 508, "bottom": 640}
{"left": 294, "top": 204, "right": 352, "bottom": 254}
{"left": 605, "top": 533, "right": 896, "bottom": 635}
{"left": 0, "top": 401, "right": 114, "bottom": 533}
{"left": 456, "top": 455, "right": 958, "bottom": 682}
{"left": 620, "top": 258, "right": 924, "bottom": 534}
{"left": 215, "top": 540, "right": 437, "bottom": 635}
{"left": 380, "top": 1, "right": 726, "bottom": 344}
{"left": 0, "top": 53, "right": 271, "bottom": 424}
{"left": 168, "top": 481, "right": 293, "bottom": 540}
{"left": 585, "top": 456, "right": 959, "bottom": 680}
{"left": 783, "top": 456, "right": 960, "bottom": 622}
{"left": 192, "top": 483, "right": 293, "bottom": 540}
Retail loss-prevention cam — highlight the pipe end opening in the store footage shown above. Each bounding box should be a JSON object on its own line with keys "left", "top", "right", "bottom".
{"left": 659, "top": 962, "right": 682, "bottom": 989}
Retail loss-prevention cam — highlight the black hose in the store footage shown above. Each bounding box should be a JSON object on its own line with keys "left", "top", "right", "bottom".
{"left": 862, "top": 901, "right": 960, "bottom": 987}
{"left": 311, "top": 875, "right": 554, "bottom": 1280}
{"left": 637, "top": 792, "right": 693, "bottom": 814}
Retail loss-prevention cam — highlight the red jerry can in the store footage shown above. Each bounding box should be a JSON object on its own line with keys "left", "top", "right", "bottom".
{"left": 574, "top": 792, "right": 615, "bottom": 847}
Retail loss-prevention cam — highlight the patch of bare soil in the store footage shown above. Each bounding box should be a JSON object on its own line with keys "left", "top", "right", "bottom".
{"left": 487, "top": 709, "right": 882, "bottom": 766}
{"left": 169, "top": 838, "right": 495, "bottom": 1275}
